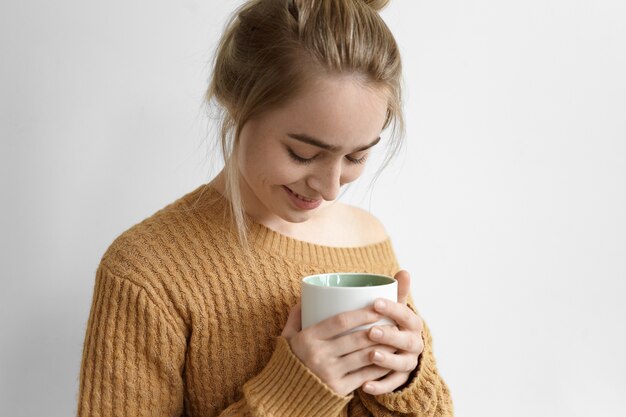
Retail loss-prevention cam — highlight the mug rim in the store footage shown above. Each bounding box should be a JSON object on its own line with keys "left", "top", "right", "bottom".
{"left": 301, "top": 272, "right": 396, "bottom": 289}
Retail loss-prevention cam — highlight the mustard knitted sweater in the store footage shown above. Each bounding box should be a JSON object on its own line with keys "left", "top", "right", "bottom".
{"left": 76, "top": 184, "right": 453, "bottom": 417}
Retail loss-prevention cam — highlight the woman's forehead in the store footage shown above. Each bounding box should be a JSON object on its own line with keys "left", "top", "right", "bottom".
{"left": 266, "top": 77, "right": 388, "bottom": 147}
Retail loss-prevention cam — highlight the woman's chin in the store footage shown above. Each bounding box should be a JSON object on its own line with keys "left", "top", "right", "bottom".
{"left": 279, "top": 210, "right": 314, "bottom": 224}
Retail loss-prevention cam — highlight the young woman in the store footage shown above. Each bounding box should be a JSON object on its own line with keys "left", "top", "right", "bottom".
{"left": 76, "top": 0, "right": 453, "bottom": 416}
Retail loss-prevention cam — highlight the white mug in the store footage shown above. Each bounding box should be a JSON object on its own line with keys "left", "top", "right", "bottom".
{"left": 301, "top": 272, "right": 397, "bottom": 337}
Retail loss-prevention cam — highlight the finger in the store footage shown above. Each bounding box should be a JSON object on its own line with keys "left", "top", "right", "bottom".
{"left": 394, "top": 270, "right": 411, "bottom": 305}
{"left": 280, "top": 302, "right": 302, "bottom": 339}
{"left": 331, "top": 324, "right": 398, "bottom": 356}
{"left": 334, "top": 345, "right": 378, "bottom": 375}
{"left": 374, "top": 343, "right": 398, "bottom": 355}
{"left": 373, "top": 298, "right": 422, "bottom": 332}
{"left": 329, "top": 329, "right": 376, "bottom": 356}
{"left": 370, "top": 349, "right": 419, "bottom": 373}
{"left": 369, "top": 325, "right": 423, "bottom": 353}
{"left": 343, "top": 364, "right": 391, "bottom": 392}
{"left": 315, "top": 307, "right": 381, "bottom": 340}
{"left": 333, "top": 342, "right": 398, "bottom": 375}
{"left": 362, "top": 370, "right": 411, "bottom": 396}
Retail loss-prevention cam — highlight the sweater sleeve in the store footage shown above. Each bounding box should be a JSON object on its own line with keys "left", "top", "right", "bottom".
{"left": 350, "top": 293, "right": 454, "bottom": 417}
{"left": 218, "top": 335, "right": 353, "bottom": 416}
{"left": 76, "top": 264, "right": 187, "bottom": 417}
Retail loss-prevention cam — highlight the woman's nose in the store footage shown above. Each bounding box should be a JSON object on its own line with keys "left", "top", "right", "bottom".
{"left": 307, "top": 163, "right": 342, "bottom": 201}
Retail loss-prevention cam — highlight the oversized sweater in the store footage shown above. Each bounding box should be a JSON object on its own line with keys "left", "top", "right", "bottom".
{"left": 76, "top": 183, "right": 454, "bottom": 417}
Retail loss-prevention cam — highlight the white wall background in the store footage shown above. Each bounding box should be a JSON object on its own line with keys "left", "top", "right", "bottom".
{"left": 1, "top": 1, "right": 625, "bottom": 416}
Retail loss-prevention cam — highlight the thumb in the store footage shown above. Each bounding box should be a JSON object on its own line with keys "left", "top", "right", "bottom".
{"left": 281, "top": 301, "right": 302, "bottom": 339}
{"left": 394, "top": 270, "right": 411, "bottom": 305}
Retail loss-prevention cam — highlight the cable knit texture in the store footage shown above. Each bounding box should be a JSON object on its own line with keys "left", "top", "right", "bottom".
{"left": 76, "top": 184, "right": 453, "bottom": 417}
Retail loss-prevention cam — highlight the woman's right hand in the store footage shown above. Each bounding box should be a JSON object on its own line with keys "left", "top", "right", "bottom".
{"left": 281, "top": 302, "right": 397, "bottom": 397}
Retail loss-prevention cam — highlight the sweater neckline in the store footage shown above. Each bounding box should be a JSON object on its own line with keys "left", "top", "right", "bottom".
{"left": 187, "top": 183, "right": 396, "bottom": 267}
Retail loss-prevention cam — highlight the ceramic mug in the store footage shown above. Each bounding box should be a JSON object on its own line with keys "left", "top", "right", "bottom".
{"left": 301, "top": 272, "right": 397, "bottom": 337}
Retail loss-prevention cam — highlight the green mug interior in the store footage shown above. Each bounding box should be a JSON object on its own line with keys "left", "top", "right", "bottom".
{"left": 303, "top": 273, "right": 394, "bottom": 287}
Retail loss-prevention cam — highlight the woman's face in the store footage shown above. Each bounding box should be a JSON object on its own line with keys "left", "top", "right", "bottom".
{"left": 237, "top": 75, "right": 389, "bottom": 226}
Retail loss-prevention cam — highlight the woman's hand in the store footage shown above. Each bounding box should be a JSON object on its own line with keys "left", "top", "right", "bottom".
{"left": 281, "top": 303, "right": 398, "bottom": 397}
{"left": 361, "top": 270, "right": 424, "bottom": 395}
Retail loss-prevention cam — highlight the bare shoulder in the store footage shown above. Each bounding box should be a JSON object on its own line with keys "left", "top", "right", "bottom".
{"left": 335, "top": 202, "right": 389, "bottom": 245}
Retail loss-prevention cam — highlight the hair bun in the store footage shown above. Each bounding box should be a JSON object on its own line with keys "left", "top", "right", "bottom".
{"left": 360, "top": 0, "right": 390, "bottom": 12}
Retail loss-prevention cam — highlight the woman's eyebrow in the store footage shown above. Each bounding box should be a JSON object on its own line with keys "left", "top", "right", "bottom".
{"left": 286, "top": 133, "right": 381, "bottom": 152}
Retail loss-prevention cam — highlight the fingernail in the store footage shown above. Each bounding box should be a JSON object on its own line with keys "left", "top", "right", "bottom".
{"left": 363, "top": 383, "right": 375, "bottom": 394}
{"left": 375, "top": 299, "right": 386, "bottom": 310}
{"left": 370, "top": 327, "right": 383, "bottom": 339}
{"left": 373, "top": 351, "right": 383, "bottom": 362}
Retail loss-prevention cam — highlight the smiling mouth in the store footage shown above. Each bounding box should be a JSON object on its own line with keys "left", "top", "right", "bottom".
{"left": 284, "top": 186, "right": 321, "bottom": 202}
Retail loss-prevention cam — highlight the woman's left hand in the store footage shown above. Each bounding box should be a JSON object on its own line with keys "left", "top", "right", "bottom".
{"left": 362, "top": 270, "right": 424, "bottom": 395}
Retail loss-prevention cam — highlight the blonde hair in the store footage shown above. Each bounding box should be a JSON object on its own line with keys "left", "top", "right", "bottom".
{"left": 204, "top": 0, "right": 405, "bottom": 251}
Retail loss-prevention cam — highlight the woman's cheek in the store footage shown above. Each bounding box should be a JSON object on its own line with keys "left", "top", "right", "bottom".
{"left": 274, "top": 161, "right": 303, "bottom": 182}
{"left": 342, "top": 164, "right": 366, "bottom": 184}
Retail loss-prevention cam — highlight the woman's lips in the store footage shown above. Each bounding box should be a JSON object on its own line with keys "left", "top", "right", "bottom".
{"left": 283, "top": 186, "right": 322, "bottom": 210}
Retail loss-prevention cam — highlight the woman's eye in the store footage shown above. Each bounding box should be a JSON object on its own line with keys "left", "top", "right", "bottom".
{"left": 287, "top": 148, "right": 315, "bottom": 165}
{"left": 346, "top": 154, "right": 368, "bottom": 165}
{"left": 286, "top": 147, "right": 368, "bottom": 165}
